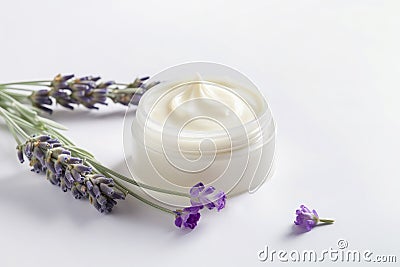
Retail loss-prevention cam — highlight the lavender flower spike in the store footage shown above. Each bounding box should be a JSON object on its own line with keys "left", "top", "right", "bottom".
{"left": 174, "top": 206, "right": 201, "bottom": 230}
{"left": 29, "top": 74, "right": 155, "bottom": 113}
{"left": 190, "top": 182, "right": 226, "bottom": 211}
{"left": 294, "top": 205, "right": 334, "bottom": 231}
{"left": 17, "top": 135, "right": 125, "bottom": 213}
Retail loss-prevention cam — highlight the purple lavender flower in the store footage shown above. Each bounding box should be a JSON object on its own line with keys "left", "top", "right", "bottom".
{"left": 174, "top": 206, "right": 201, "bottom": 230}
{"left": 108, "top": 77, "right": 149, "bottom": 106}
{"left": 29, "top": 89, "right": 53, "bottom": 113}
{"left": 68, "top": 76, "right": 109, "bottom": 109}
{"left": 190, "top": 182, "right": 226, "bottom": 211}
{"left": 173, "top": 182, "right": 226, "bottom": 230}
{"left": 52, "top": 74, "right": 74, "bottom": 90}
{"left": 294, "top": 205, "right": 334, "bottom": 231}
{"left": 29, "top": 74, "right": 154, "bottom": 113}
{"left": 18, "top": 134, "right": 125, "bottom": 213}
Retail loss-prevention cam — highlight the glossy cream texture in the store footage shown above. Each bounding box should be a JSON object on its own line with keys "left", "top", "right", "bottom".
{"left": 149, "top": 80, "right": 260, "bottom": 131}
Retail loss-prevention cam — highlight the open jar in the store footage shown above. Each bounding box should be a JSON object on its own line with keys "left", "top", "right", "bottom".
{"left": 123, "top": 62, "right": 276, "bottom": 206}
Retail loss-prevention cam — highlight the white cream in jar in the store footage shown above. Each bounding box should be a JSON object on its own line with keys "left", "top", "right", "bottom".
{"left": 123, "top": 62, "right": 276, "bottom": 206}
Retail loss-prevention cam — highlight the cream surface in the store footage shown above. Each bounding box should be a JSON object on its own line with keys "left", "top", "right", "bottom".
{"left": 146, "top": 79, "right": 261, "bottom": 133}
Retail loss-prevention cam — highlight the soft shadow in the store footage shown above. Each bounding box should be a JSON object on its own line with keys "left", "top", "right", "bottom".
{"left": 0, "top": 170, "right": 175, "bottom": 231}
{"left": 0, "top": 123, "right": 8, "bottom": 131}
{"left": 286, "top": 224, "right": 311, "bottom": 237}
{"left": 0, "top": 173, "right": 99, "bottom": 226}
{"left": 286, "top": 222, "right": 334, "bottom": 238}
{"left": 106, "top": 159, "right": 178, "bottom": 231}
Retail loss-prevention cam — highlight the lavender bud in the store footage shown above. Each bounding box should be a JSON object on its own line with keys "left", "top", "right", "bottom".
{"left": 86, "top": 180, "right": 94, "bottom": 191}
{"left": 93, "top": 177, "right": 113, "bottom": 185}
{"left": 38, "top": 142, "right": 51, "bottom": 150}
{"left": 71, "top": 83, "right": 90, "bottom": 92}
{"left": 71, "top": 186, "right": 81, "bottom": 199}
{"left": 108, "top": 198, "right": 117, "bottom": 206}
{"left": 97, "top": 81, "right": 115, "bottom": 88}
{"left": 52, "top": 143, "right": 62, "bottom": 148}
{"left": 60, "top": 179, "right": 68, "bottom": 192}
{"left": 67, "top": 157, "right": 82, "bottom": 164}
{"left": 54, "top": 159, "right": 64, "bottom": 175}
{"left": 46, "top": 170, "right": 60, "bottom": 186}
{"left": 104, "top": 202, "right": 114, "bottom": 213}
{"left": 111, "top": 190, "right": 126, "bottom": 200}
{"left": 17, "top": 146, "right": 24, "bottom": 163}
{"left": 45, "top": 151, "right": 56, "bottom": 173}
{"left": 93, "top": 200, "right": 104, "bottom": 213}
{"left": 92, "top": 185, "right": 101, "bottom": 198}
{"left": 50, "top": 147, "right": 70, "bottom": 158}
{"left": 33, "top": 147, "right": 45, "bottom": 166}
{"left": 70, "top": 168, "right": 83, "bottom": 183}
{"left": 61, "top": 176, "right": 72, "bottom": 190}
{"left": 71, "top": 164, "right": 91, "bottom": 174}
{"left": 99, "top": 183, "right": 114, "bottom": 196}
{"left": 96, "top": 195, "right": 108, "bottom": 206}
{"left": 57, "top": 99, "right": 74, "bottom": 110}
{"left": 64, "top": 168, "right": 75, "bottom": 184}
{"left": 30, "top": 158, "right": 43, "bottom": 173}
{"left": 76, "top": 184, "right": 87, "bottom": 197}
{"left": 24, "top": 142, "right": 33, "bottom": 158}
{"left": 29, "top": 91, "right": 53, "bottom": 113}
{"left": 36, "top": 135, "right": 51, "bottom": 142}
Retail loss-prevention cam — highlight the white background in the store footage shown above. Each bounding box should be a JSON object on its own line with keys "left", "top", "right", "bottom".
{"left": 1, "top": 1, "right": 399, "bottom": 266}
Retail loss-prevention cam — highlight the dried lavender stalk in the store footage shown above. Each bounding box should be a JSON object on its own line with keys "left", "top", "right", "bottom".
{"left": 28, "top": 74, "right": 158, "bottom": 113}
{"left": 17, "top": 134, "right": 125, "bottom": 213}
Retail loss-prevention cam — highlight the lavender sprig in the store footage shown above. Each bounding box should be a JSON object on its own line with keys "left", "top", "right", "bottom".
{"left": 1, "top": 74, "right": 156, "bottom": 114}
{"left": 17, "top": 135, "right": 125, "bottom": 213}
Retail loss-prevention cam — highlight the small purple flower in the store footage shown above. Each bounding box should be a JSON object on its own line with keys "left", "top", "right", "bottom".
{"left": 174, "top": 206, "right": 201, "bottom": 230}
{"left": 294, "top": 205, "right": 334, "bottom": 231}
{"left": 190, "top": 182, "right": 226, "bottom": 211}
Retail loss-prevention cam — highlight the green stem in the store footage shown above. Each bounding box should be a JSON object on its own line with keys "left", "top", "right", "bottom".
{"left": 319, "top": 219, "right": 334, "bottom": 224}
{"left": 109, "top": 88, "right": 143, "bottom": 94}
{"left": 2, "top": 111, "right": 38, "bottom": 133}
{"left": 48, "top": 128, "right": 75, "bottom": 146}
{"left": 114, "top": 179, "right": 175, "bottom": 215}
{"left": 87, "top": 159, "right": 190, "bottom": 198}
{"left": 0, "top": 90, "right": 22, "bottom": 104}
{"left": 4, "top": 120, "right": 21, "bottom": 144}
{"left": 0, "top": 80, "right": 51, "bottom": 86}
{"left": 113, "top": 83, "right": 129, "bottom": 86}
{"left": 0, "top": 106, "right": 30, "bottom": 140}
{"left": 86, "top": 160, "right": 175, "bottom": 215}
{"left": 0, "top": 87, "right": 35, "bottom": 92}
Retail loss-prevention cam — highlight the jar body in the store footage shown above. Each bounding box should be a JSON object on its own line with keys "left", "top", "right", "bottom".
{"left": 129, "top": 121, "right": 275, "bottom": 197}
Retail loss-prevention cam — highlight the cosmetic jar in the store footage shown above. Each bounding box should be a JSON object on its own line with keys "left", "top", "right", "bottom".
{"left": 123, "top": 62, "right": 276, "bottom": 205}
